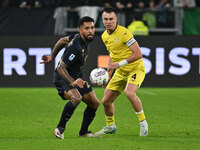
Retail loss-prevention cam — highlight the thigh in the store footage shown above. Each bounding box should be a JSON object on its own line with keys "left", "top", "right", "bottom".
{"left": 54, "top": 78, "right": 92, "bottom": 101}
{"left": 127, "top": 68, "right": 145, "bottom": 88}
{"left": 64, "top": 88, "right": 82, "bottom": 107}
{"left": 106, "top": 70, "right": 127, "bottom": 93}
{"left": 77, "top": 81, "right": 93, "bottom": 96}
{"left": 54, "top": 79, "right": 74, "bottom": 100}
{"left": 102, "top": 88, "right": 120, "bottom": 104}
{"left": 125, "top": 83, "right": 139, "bottom": 95}
{"left": 66, "top": 88, "right": 82, "bottom": 101}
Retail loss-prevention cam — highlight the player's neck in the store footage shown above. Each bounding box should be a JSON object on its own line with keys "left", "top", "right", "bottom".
{"left": 80, "top": 34, "right": 89, "bottom": 45}
{"left": 107, "top": 25, "right": 118, "bottom": 35}
{"left": 82, "top": 38, "right": 88, "bottom": 45}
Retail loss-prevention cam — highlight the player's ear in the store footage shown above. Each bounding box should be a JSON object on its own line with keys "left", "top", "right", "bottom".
{"left": 79, "top": 27, "right": 82, "bottom": 34}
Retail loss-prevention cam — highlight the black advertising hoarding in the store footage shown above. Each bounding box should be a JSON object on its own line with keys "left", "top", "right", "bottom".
{"left": 0, "top": 36, "right": 199, "bottom": 87}
{"left": 0, "top": 36, "right": 58, "bottom": 87}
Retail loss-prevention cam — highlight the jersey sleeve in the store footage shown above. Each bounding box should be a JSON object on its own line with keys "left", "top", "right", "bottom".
{"left": 68, "top": 34, "right": 74, "bottom": 41}
{"left": 61, "top": 47, "right": 80, "bottom": 66}
{"left": 123, "top": 29, "right": 136, "bottom": 47}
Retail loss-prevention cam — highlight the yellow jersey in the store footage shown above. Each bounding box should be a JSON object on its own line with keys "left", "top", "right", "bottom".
{"left": 102, "top": 25, "right": 144, "bottom": 73}
{"left": 101, "top": 25, "right": 136, "bottom": 63}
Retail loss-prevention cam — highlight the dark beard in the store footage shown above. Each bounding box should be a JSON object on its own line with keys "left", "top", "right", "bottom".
{"left": 83, "top": 34, "right": 94, "bottom": 42}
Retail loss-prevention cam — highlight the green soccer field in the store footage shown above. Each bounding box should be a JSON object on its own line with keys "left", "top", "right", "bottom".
{"left": 0, "top": 87, "right": 200, "bottom": 150}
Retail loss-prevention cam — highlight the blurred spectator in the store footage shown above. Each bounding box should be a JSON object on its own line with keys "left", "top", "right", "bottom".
{"left": 114, "top": 0, "right": 136, "bottom": 11}
{"left": 73, "top": 0, "right": 102, "bottom": 25}
{"left": 54, "top": 0, "right": 79, "bottom": 35}
{"left": 138, "top": 0, "right": 145, "bottom": 9}
{"left": 54, "top": 7, "right": 67, "bottom": 35}
{"left": 115, "top": 1, "right": 125, "bottom": 10}
{"left": 146, "top": 0, "right": 160, "bottom": 8}
{"left": 173, "top": 0, "right": 196, "bottom": 8}
{"left": 157, "top": 0, "right": 171, "bottom": 10}
{"left": 148, "top": 0, "right": 158, "bottom": 9}
{"left": 156, "top": 0, "right": 175, "bottom": 28}
{"left": 114, "top": 0, "right": 152, "bottom": 10}
{"left": 19, "top": 0, "right": 42, "bottom": 9}
{"left": 125, "top": 0, "right": 156, "bottom": 26}
{"left": 113, "top": 0, "right": 135, "bottom": 26}
{"left": 136, "top": 0, "right": 150, "bottom": 9}
{"left": 127, "top": 15, "right": 149, "bottom": 36}
{"left": 143, "top": 0, "right": 157, "bottom": 28}
{"left": 103, "top": 0, "right": 113, "bottom": 7}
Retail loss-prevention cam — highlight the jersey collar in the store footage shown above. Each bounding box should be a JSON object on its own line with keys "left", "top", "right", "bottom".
{"left": 78, "top": 34, "right": 87, "bottom": 48}
{"left": 107, "top": 25, "right": 118, "bottom": 35}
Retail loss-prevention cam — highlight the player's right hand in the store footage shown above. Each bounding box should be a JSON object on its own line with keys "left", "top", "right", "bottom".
{"left": 40, "top": 55, "right": 52, "bottom": 64}
{"left": 72, "top": 78, "right": 85, "bottom": 88}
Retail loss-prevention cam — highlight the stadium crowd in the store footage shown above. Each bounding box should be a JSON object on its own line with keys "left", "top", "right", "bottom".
{"left": 1, "top": 0, "right": 199, "bottom": 9}
{"left": 0, "top": 0, "right": 199, "bottom": 35}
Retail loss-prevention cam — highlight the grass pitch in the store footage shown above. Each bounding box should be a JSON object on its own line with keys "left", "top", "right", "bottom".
{"left": 0, "top": 87, "right": 200, "bottom": 150}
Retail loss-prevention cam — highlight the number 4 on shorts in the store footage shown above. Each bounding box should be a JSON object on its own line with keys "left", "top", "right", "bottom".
{"left": 132, "top": 74, "right": 136, "bottom": 80}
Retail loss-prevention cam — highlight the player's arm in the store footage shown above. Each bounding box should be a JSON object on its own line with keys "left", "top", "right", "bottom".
{"left": 109, "top": 42, "right": 142, "bottom": 69}
{"left": 40, "top": 36, "right": 71, "bottom": 64}
{"left": 57, "top": 60, "right": 85, "bottom": 88}
{"left": 126, "top": 42, "right": 142, "bottom": 63}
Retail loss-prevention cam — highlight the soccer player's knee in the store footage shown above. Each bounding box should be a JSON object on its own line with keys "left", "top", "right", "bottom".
{"left": 71, "top": 98, "right": 81, "bottom": 107}
{"left": 91, "top": 99, "right": 100, "bottom": 109}
{"left": 95, "top": 100, "right": 100, "bottom": 108}
{"left": 76, "top": 95, "right": 82, "bottom": 102}
{"left": 70, "top": 95, "right": 82, "bottom": 107}
{"left": 102, "top": 99, "right": 111, "bottom": 107}
{"left": 125, "top": 90, "right": 137, "bottom": 99}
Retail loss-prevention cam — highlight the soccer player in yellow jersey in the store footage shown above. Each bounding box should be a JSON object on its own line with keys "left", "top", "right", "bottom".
{"left": 96, "top": 7, "right": 148, "bottom": 136}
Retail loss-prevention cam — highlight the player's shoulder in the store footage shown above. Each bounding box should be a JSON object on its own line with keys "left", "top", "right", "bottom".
{"left": 69, "top": 34, "right": 82, "bottom": 51}
{"left": 101, "top": 30, "right": 110, "bottom": 43}
{"left": 102, "top": 30, "right": 108, "bottom": 38}
{"left": 117, "top": 25, "right": 132, "bottom": 36}
{"left": 72, "top": 34, "right": 81, "bottom": 45}
{"left": 118, "top": 25, "right": 128, "bottom": 31}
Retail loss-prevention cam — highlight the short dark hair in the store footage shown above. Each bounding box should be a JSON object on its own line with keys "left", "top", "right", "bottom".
{"left": 78, "top": 16, "right": 94, "bottom": 28}
{"left": 102, "top": 7, "right": 117, "bottom": 16}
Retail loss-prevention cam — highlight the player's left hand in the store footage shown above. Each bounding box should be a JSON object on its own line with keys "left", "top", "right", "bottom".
{"left": 72, "top": 78, "right": 85, "bottom": 88}
{"left": 108, "top": 62, "right": 120, "bottom": 70}
{"left": 40, "top": 55, "right": 52, "bottom": 64}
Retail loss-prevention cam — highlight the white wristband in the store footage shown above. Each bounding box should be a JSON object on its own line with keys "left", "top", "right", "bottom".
{"left": 118, "top": 59, "right": 128, "bottom": 67}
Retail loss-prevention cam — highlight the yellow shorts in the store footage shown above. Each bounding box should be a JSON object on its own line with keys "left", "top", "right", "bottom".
{"left": 107, "top": 59, "right": 145, "bottom": 93}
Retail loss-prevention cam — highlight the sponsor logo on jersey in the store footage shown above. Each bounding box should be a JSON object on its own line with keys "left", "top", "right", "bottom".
{"left": 68, "top": 53, "right": 75, "bottom": 61}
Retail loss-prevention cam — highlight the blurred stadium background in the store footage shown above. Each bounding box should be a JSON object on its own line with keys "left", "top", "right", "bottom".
{"left": 0, "top": 0, "right": 200, "bottom": 149}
